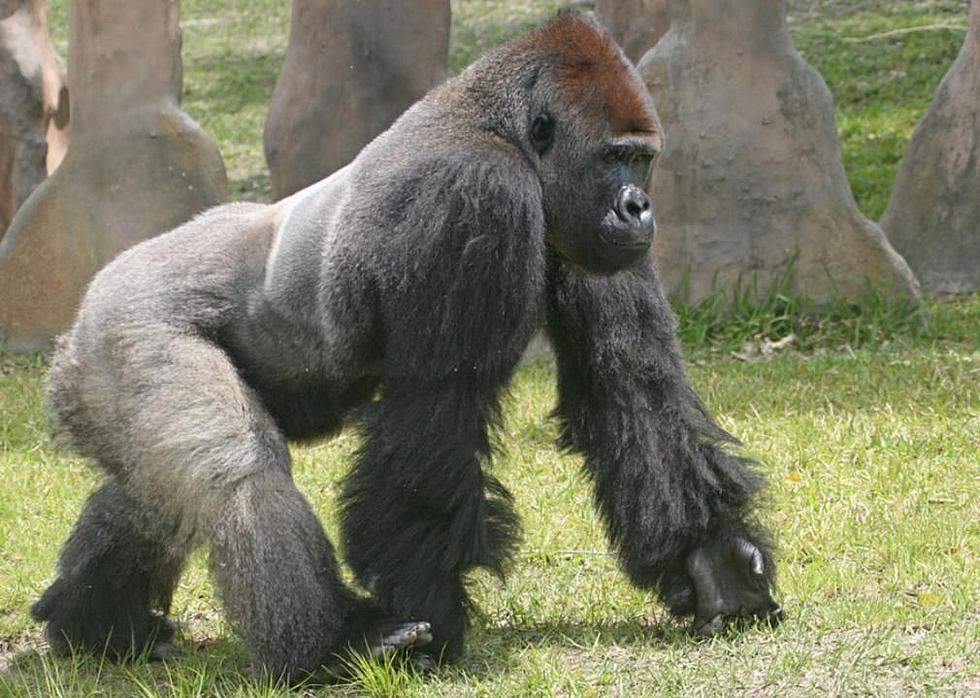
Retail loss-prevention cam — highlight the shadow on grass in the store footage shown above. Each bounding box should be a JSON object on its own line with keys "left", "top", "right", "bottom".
{"left": 0, "top": 618, "right": 742, "bottom": 693}
{"left": 0, "top": 638, "right": 250, "bottom": 696}
{"left": 450, "top": 616, "right": 761, "bottom": 680}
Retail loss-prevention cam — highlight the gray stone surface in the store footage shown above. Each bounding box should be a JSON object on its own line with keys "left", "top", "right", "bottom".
{"left": 638, "top": 0, "right": 918, "bottom": 304}
{"left": 596, "top": 0, "right": 668, "bottom": 64}
{"left": 880, "top": 1, "right": 980, "bottom": 294}
{"left": 0, "top": 0, "right": 68, "bottom": 236}
{"left": 264, "top": 0, "right": 450, "bottom": 200}
{"left": 0, "top": 0, "right": 227, "bottom": 353}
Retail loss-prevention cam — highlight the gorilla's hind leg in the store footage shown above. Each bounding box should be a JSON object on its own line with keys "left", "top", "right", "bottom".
{"left": 31, "top": 480, "right": 188, "bottom": 661}
{"left": 205, "top": 469, "right": 432, "bottom": 682}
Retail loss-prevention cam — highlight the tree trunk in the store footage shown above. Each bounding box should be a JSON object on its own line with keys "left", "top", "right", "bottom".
{"left": 880, "top": 1, "right": 980, "bottom": 294}
{"left": 264, "top": 0, "right": 450, "bottom": 200}
{"left": 639, "top": 0, "right": 918, "bottom": 304}
{"left": 0, "top": 0, "right": 228, "bottom": 352}
{"left": 0, "top": 0, "right": 67, "bottom": 236}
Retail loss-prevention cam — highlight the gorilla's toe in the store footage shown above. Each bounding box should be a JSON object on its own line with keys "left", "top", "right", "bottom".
{"left": 691, "top": 613, "right": 726, "bottom": 637}
{"left": 372, "top": 621, "right": 432, "bottom": 658}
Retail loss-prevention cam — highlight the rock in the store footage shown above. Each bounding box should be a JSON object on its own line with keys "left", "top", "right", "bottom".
{"left": 880, "top": 1, "right": 980, "bottom": 295}
{"left": 0, "top": 0, "right": 68, "bottom": 236}
{"left": 0, "top": 0, "right": 227, "bottom": 353}
{"left": 264, "top": 0, "right": 451, "bottom": 200}
{"left": 595, "top": 0, "right": 669, "bottom": 64}
{"left": 638, "top": 0, "right": 918, "bottom": 304}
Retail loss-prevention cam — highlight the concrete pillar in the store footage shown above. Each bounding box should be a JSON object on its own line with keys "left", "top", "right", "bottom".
{"left": 0, "top": 0, "right": 68, "bottom": 235}
{"left": 881, "top": 0, "right": 980, "bottom": 294}
{"left": 596, "top": 0, "right": 668, "bottom": 64}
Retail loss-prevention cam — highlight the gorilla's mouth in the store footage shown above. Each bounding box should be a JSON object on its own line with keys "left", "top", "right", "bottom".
{"left": 599, "top": 208, "right": 655, "bottom": 251}
{"left": 598, "top": 228, "right": 652, "bottom": 250}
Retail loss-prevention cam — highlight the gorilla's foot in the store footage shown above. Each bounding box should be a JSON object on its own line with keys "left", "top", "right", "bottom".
{"left": 147, "top": 620, "right": 181, "bottom": 662}
{"left": 366, "top": 621, "right": 433, "bottom": 660}
{"left": 410, "top": 652, "right": 438, "bottom": 673}
{"left": 32, "top": 578, "right": 177, "bottom": 661}
{"left": 313, "top": 620, "right": 433, "bottom": 683}
{"left": 369, "top": 621, "right": 437, "bottom": 676}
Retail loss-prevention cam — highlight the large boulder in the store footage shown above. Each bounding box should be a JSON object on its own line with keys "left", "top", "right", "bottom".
{"left": 880, "top": 1, "right": 980, "bottom": 294}
{"left": 0, "top": 0, "right": 68, "bottom": 235}
{"left": 595, "top": 0, "right": 669, "bottom": 64}
{"left": 0, "top": 0, "right": 227, "bottom": 353}
{"left": 264, "top": 0, "right": 451, "bottom": 200}
{"left": 639, "top": 0, "right": 918, "bottom": 303}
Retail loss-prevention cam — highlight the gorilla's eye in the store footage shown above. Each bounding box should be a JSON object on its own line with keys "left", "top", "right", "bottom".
{"left": 630, "top": 153, "right": 655, "bottom": 182}
{"left": 530, "top": 113, "right": 555, "bottom": 155}
{"left": 603, "top": 144, "right": 657, "bottom": 182}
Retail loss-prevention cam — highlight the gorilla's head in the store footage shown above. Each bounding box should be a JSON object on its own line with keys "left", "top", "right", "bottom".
{"left": 510, "top": 14, "right": 663, "bottom": 274}
{"left": 385, "top": 12, "right": 662, "bottom": 276}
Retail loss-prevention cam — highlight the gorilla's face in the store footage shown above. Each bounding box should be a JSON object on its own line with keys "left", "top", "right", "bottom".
{"left": 527, "top": 91, "right": 661, "bottom": 275}
{"left": 532, "top": 111, "right": 660, "bottom": 275}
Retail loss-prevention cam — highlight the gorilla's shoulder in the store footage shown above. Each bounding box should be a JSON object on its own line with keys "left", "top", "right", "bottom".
{"left": 351, "top": 130, "right": 539, "bottom": 215}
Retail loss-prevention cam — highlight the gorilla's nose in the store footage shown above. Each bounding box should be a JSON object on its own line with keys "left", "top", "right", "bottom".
{"left": 614, "top": 184, "right": 655, "bottom": 239}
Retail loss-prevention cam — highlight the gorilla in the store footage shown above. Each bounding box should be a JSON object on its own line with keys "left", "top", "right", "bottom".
{"left": 32, "top": 13, "right": 782, "bottom": 681}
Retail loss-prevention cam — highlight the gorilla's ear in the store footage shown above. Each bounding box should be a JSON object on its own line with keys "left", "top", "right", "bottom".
{"left": 530, "top": 113, "right": 555, "bottom": 155}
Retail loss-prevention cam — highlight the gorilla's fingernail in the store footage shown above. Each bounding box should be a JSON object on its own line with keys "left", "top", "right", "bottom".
{"left": 768, "top": 606, "right": 785, "bottom": 624}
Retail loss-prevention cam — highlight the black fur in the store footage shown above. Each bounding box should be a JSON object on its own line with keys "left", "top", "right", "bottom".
{"left": 338, "top": 156, "right": 543, "bottom": 659}
{"left": 30, "top": 482, "right": 186, "bottom": 661}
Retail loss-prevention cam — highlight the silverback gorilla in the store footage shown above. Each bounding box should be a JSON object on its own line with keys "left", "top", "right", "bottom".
{"left": 33, "top": 13, "right": 782, "bottom": 680}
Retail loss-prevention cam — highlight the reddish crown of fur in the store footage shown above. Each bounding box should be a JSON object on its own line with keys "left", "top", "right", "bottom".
{"left": 530, "top": 14, "right": 658, "bottom": 136}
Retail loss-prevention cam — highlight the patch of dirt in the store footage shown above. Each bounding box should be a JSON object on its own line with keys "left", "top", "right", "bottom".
{"left": 0, "top": 630, "right": 45, "bottom": 675}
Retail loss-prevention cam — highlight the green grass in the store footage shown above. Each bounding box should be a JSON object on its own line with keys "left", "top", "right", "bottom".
{"left": 669, "top": 261, "right": 938, "bottom": 354}
{"left": 4, "top": 0, "right": 980, "bottom": 695}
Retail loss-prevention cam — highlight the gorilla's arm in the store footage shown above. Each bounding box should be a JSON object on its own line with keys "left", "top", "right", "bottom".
{"left": 339, "top": 155, "right": 546, "bottom": 659}
{"left": 545, "top": 256, "right": 782, "bottom": 634}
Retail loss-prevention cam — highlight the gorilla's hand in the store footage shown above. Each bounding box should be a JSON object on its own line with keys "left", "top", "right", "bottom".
{"left": 685, "top": 538, "right": 784, "bottom": 636}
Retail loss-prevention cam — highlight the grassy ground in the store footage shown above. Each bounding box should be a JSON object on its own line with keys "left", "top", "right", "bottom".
{"left": 2, "top": 297, "right": 978, "bottom": 697}
{"left": 3, "top": 0, "right": 979, "bottom": 696}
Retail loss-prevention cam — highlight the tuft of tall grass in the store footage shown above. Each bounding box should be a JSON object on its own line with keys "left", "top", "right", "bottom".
{"left": 338, "top": 648, "right": 425, "bottom": 698}
{"left": 670, "top": 261, "right": 926, "bottom": 354}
